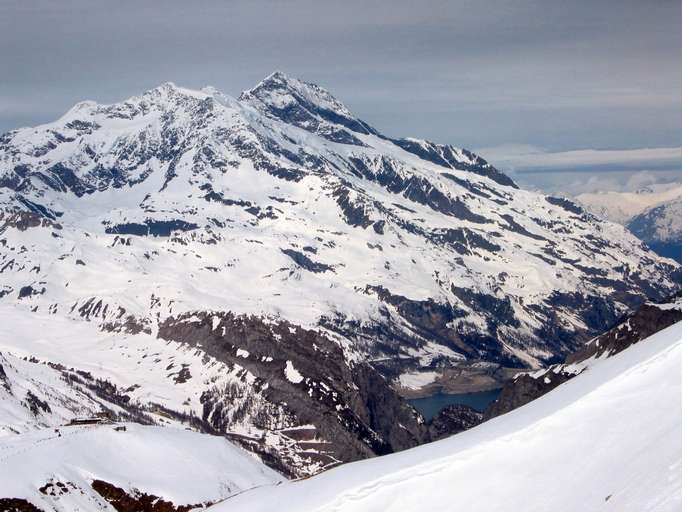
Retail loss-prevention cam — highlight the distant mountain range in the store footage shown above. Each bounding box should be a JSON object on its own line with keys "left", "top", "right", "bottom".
{"left": 1, "top": 72, "right": 680, "bottom": 477}
{"left": 577, "top": 184, "right": 682, "bottom": 262}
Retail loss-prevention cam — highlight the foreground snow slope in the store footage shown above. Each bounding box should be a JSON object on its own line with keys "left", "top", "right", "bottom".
{"left": 0, "top": 423, "right": 280, "bottom": 511}
{"left": 219, "top": 319, "right": 682, "bottom": 512}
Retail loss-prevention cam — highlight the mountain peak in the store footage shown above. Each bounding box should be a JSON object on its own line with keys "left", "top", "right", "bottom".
{"left": 140, "top": 81, "right": 216, "bottom": 101}
{"left": 240, "top": 71, "right": 378, "bottom": 137}
{"left": 260, "top": 69, "right": 293, "bottom": 85}
{"left": 241, "top": 70, "right": 349, "bottom": 113}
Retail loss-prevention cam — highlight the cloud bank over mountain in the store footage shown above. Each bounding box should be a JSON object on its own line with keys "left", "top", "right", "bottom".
{"left": 477, "top": 144, "right": 682, "bottom": 195}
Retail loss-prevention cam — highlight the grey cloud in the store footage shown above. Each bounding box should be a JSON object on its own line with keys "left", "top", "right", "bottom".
{"left": 477, "top": 145, "right": 682, "bottom": 173}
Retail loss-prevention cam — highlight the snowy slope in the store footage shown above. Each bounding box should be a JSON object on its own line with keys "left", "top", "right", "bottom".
{"left": 0, "top": 345, "right": 281, "bottom": 511}
{"left": 0, "top": 351, "right": 104, "bottom": 436}
{"left": 216, "top": 319, "right": 682, "bottom": 512}
{"left": 0, "top": 423, "right": 280, "bottom": 511}
{"left": 0, "top": 303, "right": 426, "bottom": 478}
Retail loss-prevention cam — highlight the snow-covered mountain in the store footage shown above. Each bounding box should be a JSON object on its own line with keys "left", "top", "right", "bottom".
{"left": 575, "top": 185, "right": 682, "bottom": 263}
{"left": 576, "top": 183, "right": 682, "bottom": 224}
{"left": 627, "top": 197, "right": 682, "bottom": 262}
{"left": 1, "top": 72, "right": 681, "bottom": 475}
{"left": 214, "top": 316, "right": 682, "bottom": 512}
{"left": 1, "top": 422, "right": 279, "bottom": 512}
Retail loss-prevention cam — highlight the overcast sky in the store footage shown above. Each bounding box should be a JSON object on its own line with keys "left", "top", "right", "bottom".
{"left": 1, "top": 0, "right": 681, "bottom": 194}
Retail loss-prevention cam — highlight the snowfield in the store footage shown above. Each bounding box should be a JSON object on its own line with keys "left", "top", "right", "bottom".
{"left": 216, "top": 319, "right": 682, "bottom": 512}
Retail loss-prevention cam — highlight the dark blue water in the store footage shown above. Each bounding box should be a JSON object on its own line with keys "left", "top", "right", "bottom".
{"left": 408, "top": 389, "right": 501, "bottom": 421}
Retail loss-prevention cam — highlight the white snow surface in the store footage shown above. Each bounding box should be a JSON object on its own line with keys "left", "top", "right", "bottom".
{"left": 397, "top": 371, "right": 439, "bottom": 390}
{"left": 0, "top": 304, "right": 243, "bottom": 421}
{"left": 215, "top": 319, "right": 682, "bottom": 512}
{"left": 284, "top": 360, "right": 304, "bottom": 384}
{"left": 0, "top": 423, "right": 281, "bottom": 511}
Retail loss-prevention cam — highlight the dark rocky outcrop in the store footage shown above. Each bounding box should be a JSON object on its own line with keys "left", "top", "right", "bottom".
{"left": 0, "top": 211, "right": 61, "bottom": 233}
{"left": 566, "top": 292, "right": 682, "bottom": 363}
{"left": 359, "top": 285, "right": 511, "bottom": 365}
{"left": 428, "top": 404, "right": 483, "bottom": 441}
{"left": 91, "top": 480, "right": 208, "bottom": 512}
{"left": 18, "top": 286, "right": 45, "bottom": 300}
{"left": 0, "top": 357, "right": 10, "bottom": 393}
{"left": 23, "top": 391, "right": 51, "bottom": 416}
{"left": 348, "top": 155, "right": 490, "bottom": 223}
{"left": 429, "top": 227, "right": 501, "bottom": 255}
{"left": 240, "top": 71, "right": 378, "bottom": 143}
{"left": 483, "top": 371, "right": 573, "bottom": 420}
{"left": 0, "top": 498, "right": 44, "bottom": 512}
{"left": 104, "top": 220, "right": 198, "bottom": 237}
{"left": 281, "top": 249, "right": 334, "bottom": 273}
{"left": 545, "top": 196, "right": 585, "bottom": 216}
{"left": 390, "top": 138, "right": 517, "bottom": 189}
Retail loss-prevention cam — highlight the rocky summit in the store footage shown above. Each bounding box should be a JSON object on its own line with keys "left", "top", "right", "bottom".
{"left": 1, "top": 72, "right": 680, "bottom": 475}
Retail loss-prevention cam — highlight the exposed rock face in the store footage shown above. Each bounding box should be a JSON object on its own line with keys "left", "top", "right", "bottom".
{"left": 0, "top": 498, "right": 44, "bottom": 512}
{"left": 484, "top": 291, "right": 682, "bottom": 420}
{"left": 389, "top": 138, "right": 518, "bottom": 189}
{"left": 566, "top": 292, "right": 682, "bottom": 363}
{"left": 23, "top": 390, "right": 51, "bottom": 416}
{"left": 158, "top": 312, "right": 426, "bottom": 476}
{"left": 91, "top": 480, "right": 206, "bottom": 512}
{"left": 484, "top": 371, "right": 573, "bottom": 420}
{"left": 427, "top": 404, "right": 483, "bottom": 441}
{"left": 0, "top": 361, "right": 10, "bottom": 393}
